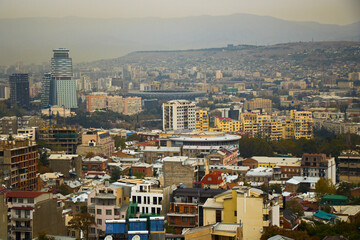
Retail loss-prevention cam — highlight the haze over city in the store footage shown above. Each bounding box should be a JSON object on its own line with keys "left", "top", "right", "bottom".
{"left": 0, "top": 1, "right": 360, "bottom": 240}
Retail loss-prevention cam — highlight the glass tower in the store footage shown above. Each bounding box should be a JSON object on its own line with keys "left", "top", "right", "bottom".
{"left": 50, "top": 48, "right": 78, "bottom": 108}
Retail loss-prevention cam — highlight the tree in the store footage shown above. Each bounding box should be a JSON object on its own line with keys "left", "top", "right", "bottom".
{"left": 127, "top": 133, "right": 141, "bottom": 141}
{"left": 134, "top": 172, "right": 145, "bottom": 179}
{"left": 85, "top": 152, "right": 95, "bottom": 159}
{"left": 286, "top": 199, "right": 304, "bottom": 216}
{"left": 37, "top": 232, "right": 55, "bottom": 240}
{"left": 110, "top": 167, "right": 121, "bottom": 183}
{"left": 315, "top": 178, "right": 336, "bottom": 202}
{"left": 260, "top": 226, "right": 313, "bottom": 240}
{"left": 239, "top": 137, "right": 274, "bottom": 158}
{"left": 297, "top": 183, "right": 310, "bottom": 193}
{"left": 336, "top": 181, "right": 353, "bottom": 198}
{"left": 39, "top": 150, "right": 49, "bottom": 166}
{"left": 270, "top": 184, "right": 282, "bottom": 194}
{"left": 68, "top": 212, "right": 95, "bottom": 240}
{"left": 113, "top": 136, "right": 126, "bottom": 149}
{"left": 58, "top": 184, "right": 72, "bottom": 196}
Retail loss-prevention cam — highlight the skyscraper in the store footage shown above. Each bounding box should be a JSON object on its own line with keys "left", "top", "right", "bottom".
{"left": 41, "top": 73, "right": 51, "bottom": 108}
{"left": 50, "top": 48, "right": 78, "bottom": 108}
{"left": 162, "top": 100, "right": 195, "bottom": 131}
{"left": 9, "top": 73, "right": 30, "bottom": 109}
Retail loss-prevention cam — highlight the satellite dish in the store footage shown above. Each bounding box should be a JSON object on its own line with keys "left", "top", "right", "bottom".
{"left": 104, "top": 236, "right": 113, "bottom": 240}
{"left": 132, "top": 235, "right": 141, "bottom": 240}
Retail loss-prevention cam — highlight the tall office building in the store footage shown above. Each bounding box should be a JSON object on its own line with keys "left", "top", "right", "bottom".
{"left": 51, "top": 48, "right": 78, "bottom": 108}
{"left": 162, "top": 100, "right": 195, "bottom": 131}
{"left": 41, "top": 73, "right": 51, "bottom": 108}
{"left": 9, "top": 73, "right": 30, "bottom": 109}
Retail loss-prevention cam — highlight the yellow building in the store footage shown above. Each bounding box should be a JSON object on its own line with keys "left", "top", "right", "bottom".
{"left": 245, "top": 98, "right": 272, "bottom": 114}
{"left": 213, "top": 117, "right": 241, "bottom": 132}
{"left": 290, "top": 110, "right": 313, "bottom": 139}
{"left": 195, "top": 110, "right": 209, "bottom": 131}
{"left": 202, "top": 187, "right": 280, "bottom": 240}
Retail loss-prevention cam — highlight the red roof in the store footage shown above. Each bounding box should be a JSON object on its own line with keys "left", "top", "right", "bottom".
{"left": 6, "top": 191, "right": 47, "bottom": 199}
{"left": 201, "top": 171, "right": 223, "bottom": 185}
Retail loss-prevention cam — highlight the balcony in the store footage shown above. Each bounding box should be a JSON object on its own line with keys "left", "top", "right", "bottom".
{"left": 12, "top": 226, "right": 31, "bottom": 231}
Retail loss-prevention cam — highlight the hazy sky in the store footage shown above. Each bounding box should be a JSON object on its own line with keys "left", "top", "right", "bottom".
{"left": 0, "top": 0, "right": 359, "bottom": 25}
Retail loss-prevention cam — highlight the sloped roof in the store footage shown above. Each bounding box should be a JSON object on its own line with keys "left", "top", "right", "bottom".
{"left": 201, "top": 171, "right": 223, "bottom": 185}
{"left": 6, "top": 191, "right": 47, "bottom": 198}
{"left": 314, "top": 210, "right": 337, "bottom": 220}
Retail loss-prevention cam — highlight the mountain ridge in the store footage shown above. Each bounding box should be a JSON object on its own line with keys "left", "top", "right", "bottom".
{"left": 0, "top": 13, "right": 359, "bottom": 65}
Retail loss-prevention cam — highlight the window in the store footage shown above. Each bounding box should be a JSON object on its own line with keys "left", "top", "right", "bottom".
{"left": 97, "top": 219, "right": 102, "bottom": 225}
{"left": 89, "top": 208, "right": 95, "bottom": 214}
{"left": 216, "top": 210, "right": 221, "bottom": 222}
{"left": 170, "top": 217, "right": 175, "bottom": 224}
{"left": 182, "top": 217, "right": 188, "bottom": 223}
{"left": 18, "top": 198, "right": 23, "bottom": 203}
{"left": 175, "top": 206, "right": 179, "bottom": 213}
{"left": 153, "top": 197, "right": 157, "bottom": 205}
{"left": 72, "top": 231, "right": 75, "bottom": 237}
{"left": 97, "top": 209, "right": 102, "bottom": 215}
{"left": 91, "top": 198, "right": 95, "bottom": 203}
{"left": 157, "top": 208, "right": 161, "bottom": 214}
{"left": 184, "top": 207, "right": 189, "bottom": 213}
{"left": 234, "top": 211, "right": 237, "bottom": 216}
{"left": 27, "top": 198, "right": 34, "bottom": 204}
{"left": 190, "top": 217, "right": 195, "bottom": 225}
{"left": 152, "top": 207, "right": 156, "bottom": 214}
{"left": 106, "top": 210, "right": 112, "bottom": 215}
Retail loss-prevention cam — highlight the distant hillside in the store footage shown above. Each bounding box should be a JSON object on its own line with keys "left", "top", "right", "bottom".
{"left": 0, "top": 13, "right": 359, "bottom": 65}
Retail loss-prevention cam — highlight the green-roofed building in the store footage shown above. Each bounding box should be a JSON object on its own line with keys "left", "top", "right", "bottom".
{"left": 320, "top": 195, "right": 348, "bottom": 206}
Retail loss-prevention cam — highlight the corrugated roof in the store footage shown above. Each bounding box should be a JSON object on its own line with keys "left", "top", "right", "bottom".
{"left": 213, "top": 222, "right": 241, "bottom": 232}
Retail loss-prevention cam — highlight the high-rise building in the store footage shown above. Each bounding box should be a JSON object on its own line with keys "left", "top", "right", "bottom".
{"left": 124, "top": 97, "right": 142, "bottom": 115}
{"left": 51, "top": 48, "right": 77, "bottom": 108}
{"left": 0, "top": 138, "right": 38, "bottom": 190}
{"left": 9, "top": 73, "right": 30, "bottom": 109}
{"left": 195, "top": 109, "right": 209, "bottom": 131}
{"left": 245, "top": 98, "right": 272, "bottom": 114}
{"left": 162, "top": 100, "right": 195, "bottom": 131}
{"left": 290, "top": 110, "right": 313, "bottom": 139}
{"left": 41, "top": 73, "right": 51, "bottom": 108}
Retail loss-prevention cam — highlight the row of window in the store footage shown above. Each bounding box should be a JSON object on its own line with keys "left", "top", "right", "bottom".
{"left": 132, "top": 195, "right": 162, "bottom": 205}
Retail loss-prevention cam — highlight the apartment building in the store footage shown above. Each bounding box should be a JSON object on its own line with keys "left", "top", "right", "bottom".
{"left": 195, "top": 109, "right": 209, "bottom": 131}
{"left": 86, "top": 94, "right": 107, "bottom": 112}
{"left": 245, "top": 98, "right": 272, "bottom": 114}
{"left": 338, "top": 150, "right": 360, "bottom": 184}
{"left": 130, "top": 182, "right": 173, "bottom": 218}
{"left": 107, "top": 96, "right": 124, "bottom": 114}
{"left": 77, "top": 129, "right": 115, "bottom": 157}
{"left": 38, "top": 126, "right": 81, "bottom": 154}
{"left": 290, "top": 110, "right": 313, "bottom": 139}
{"left": 213, "top": 117, "right": 241, "bottom": 132}
{"left": 88, "top": 184, "right": 131, "bottom": 239}
{"left": 301, "top": 153, "right": 336, "bottom": 185}
{"left": 5, "top": 191, "right": 67, "bottom": 240}
{"left": 202, "top": 187, "right": 280, "bottom": 240}
{"left": 124, "top": 97, "right": 142, "bottom": 115}
{"left": 167, "top": 188, "right": 226, "bottom": 234}
{"left": 162, "top": 100, "right": 195, "bottom": 131}
{"left": 0, "top": 139, "right": 38, "bottom": 191}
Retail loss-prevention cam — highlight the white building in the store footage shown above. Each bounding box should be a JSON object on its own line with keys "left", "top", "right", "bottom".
{"left": 131, "top": 183, "right": 164, "bottom": 215}
{"left": 162, "top": 100, "right": 195, "bottom": 131}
